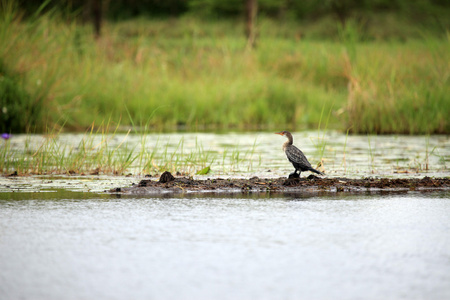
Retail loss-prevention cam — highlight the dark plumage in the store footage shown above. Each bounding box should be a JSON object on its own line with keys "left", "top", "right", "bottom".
{"left": 275, "top": 131, "right": 324, "bottom": 178}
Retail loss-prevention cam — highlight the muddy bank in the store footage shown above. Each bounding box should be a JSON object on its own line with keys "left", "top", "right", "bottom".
{"left": 111, "top": 172, "right": 450, "bottom": 194}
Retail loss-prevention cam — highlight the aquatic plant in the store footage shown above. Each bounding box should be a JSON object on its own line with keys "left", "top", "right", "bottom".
{"left": 310, "top": 104, "right": 333, "bottom": 172}
{"left": 341, "top": 129, "right": 350, "bottom": 174}
{"left": 367, "top": 135, "right": 375, "bottom": 173}
{"left": 0, "top": 124, "right": 262, "bottom": 176}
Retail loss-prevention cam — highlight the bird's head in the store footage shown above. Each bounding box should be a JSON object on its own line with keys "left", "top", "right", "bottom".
{"left": 275, "top": 131, "right": 289, "bottom": 136}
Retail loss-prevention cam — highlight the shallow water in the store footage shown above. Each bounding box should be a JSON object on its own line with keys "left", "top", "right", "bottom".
{"left": 2, "top": 132, "right": 448, "bottom": 194}
{"left": 5, "top": 131, "right": 450, "bottom": 178}
{"left": 1, "top": 191, "right": 450, "bottom": 300}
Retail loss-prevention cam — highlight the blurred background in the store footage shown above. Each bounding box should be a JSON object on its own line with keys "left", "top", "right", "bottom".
{"left": 1, "top": 0, "right": 449, "bottom": 134}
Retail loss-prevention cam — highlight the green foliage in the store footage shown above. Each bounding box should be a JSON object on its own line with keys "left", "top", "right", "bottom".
{"left": 1, "top": 1, "right": 449, "bottom": 134}
{"left": 0, "top": 1, "right": 56, "bottom": 133}
{"left": 0, "top": 60, "right": 45, "bottom": 133}
{"left": 0, "top": 124, "right": 261, "bottom": 175}
{"left": 345, "top": 39, "right": 450, "bottom": 134}
{"left": 14, "top": 0, "right": 450, "bottom": 25}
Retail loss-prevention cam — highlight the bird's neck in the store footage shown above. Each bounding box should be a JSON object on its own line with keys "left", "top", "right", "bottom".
{"left": 285, "top": 134, "right": 293, "bottom": 145}
{"left": 283, "top": 138, "right": 293, "bottom": 150}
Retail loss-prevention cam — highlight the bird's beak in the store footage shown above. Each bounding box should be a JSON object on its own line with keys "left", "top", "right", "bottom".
{"left": 275, "top": 131, "right": 283, "bottom": 136}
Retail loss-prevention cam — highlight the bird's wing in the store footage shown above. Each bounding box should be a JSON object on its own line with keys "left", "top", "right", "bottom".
{"left": 286, "top": 145, "right": 312, "bottom": 168}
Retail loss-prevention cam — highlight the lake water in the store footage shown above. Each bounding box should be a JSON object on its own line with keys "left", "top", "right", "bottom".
{"left": 1, "top": 132, "right": 449, "bottom": 299}
{"left": 4, "top": 131, "right": 450, "bottom": 178}
{"left": 1, "top": 191, "right": 450, "bottom": 300}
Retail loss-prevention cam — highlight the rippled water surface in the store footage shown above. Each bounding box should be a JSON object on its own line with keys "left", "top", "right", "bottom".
{"left": 1, "top": 132, "right": 449, "bottom": 299}
{"left": 1, "top": 192, "right": 449, "bottom": 300}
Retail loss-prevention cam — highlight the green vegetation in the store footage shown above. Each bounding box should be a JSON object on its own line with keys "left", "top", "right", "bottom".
{"left": 0, "top": 123, "right": 261, "bottom": 176}
{"left": 0, "top": 60, "right": 44, "bottom": 133}
{"left": 1, "top": 1, "right": 449, "bottom": 134}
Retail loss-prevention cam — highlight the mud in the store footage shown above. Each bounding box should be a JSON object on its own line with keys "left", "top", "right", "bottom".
{"left": 111, "top": 172, "right": 450, "bottom": 195}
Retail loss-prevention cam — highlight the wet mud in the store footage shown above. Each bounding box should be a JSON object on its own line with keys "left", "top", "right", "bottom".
{"left": 112, "top": 172, "right": 450, "bottom": 195}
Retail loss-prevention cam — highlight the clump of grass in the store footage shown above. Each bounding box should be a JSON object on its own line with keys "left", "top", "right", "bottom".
{"left": 406, "top": 135, "right": 446, "bottom": 173}
{"left": 142, "top": 137, "right": 216, "bottom": 175}
{"left": 310, "top": 104, "right": 333, "bottom": 172}
{"left": 225, "top": 138, "right": 260, "bottom": 173}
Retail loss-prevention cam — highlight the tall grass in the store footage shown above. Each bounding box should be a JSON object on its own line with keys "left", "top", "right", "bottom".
{"left": 0, "top": 124, "right": 261, "bottom": 176}
{"left": 0, "top": 0, "right": 61, "bottom": 132}
{"left": 345, "top": 39, "right": 450, "bottom": 134}
{"left": 1, "top": 3, "right": 449, "bottom": 134}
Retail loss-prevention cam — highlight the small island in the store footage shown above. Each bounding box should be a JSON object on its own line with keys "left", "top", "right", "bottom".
{"left": 111, "top": 172, "right": 450, "bottom": 195}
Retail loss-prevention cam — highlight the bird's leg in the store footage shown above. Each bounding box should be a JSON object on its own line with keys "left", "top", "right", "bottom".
{"left": 288, "top": 169, "right": 300, "bottom": 179}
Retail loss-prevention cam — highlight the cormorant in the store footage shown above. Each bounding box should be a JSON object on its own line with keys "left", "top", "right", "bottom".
{"left": 276, "top": 131, "right": 324, "bottom": 178}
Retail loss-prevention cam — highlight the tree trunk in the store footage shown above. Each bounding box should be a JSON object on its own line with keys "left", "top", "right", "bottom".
{"left": 90, "top": 0, "right": 102, "bottom": 39}
{"left": 245, "top": 0, "right": 257, "bottom": 48}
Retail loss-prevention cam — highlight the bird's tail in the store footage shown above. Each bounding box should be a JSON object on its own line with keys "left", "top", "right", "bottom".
{"left": 310, "top": 168, "right": 325, "bottom": 176}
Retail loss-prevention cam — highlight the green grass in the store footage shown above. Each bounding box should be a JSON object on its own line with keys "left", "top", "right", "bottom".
{"left": 0, "top": 123, "right": 261, "bottom": 176}
{"left": 1, "top": 3, "right": 449, "bottom": 134}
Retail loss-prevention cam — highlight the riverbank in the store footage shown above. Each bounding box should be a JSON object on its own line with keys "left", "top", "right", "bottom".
{"left": 1, "top": 9, "right": 449, "bottom": 134}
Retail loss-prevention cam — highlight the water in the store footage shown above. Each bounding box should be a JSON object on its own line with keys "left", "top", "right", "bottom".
{"left": 2, "top": 132, "right": 449, "bottom": 193}
{"left": 1, "top": 132, "right": 449, "bottom": 299}
{"left": 1, "top": 191, "right": 450, "bottom": 300}
{"left": 4, "top": 131, "right": 450, "bottom": 178}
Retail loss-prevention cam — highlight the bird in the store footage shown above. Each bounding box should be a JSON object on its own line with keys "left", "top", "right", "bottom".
{"left": 275, "top": 130, "right": 324, "bottom": 178}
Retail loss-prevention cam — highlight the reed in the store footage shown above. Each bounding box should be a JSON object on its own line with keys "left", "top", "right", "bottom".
{"left": 0, "top": 124, "right": 261, "bottom": 176}
{"left": 310, "top": 103, "right": 333, "bottom": 172}
{"left": 341, "top": 129, "right": 350, "bottom": 174}
{"left": 345, "top": 39, "right": 449, "bottom": 134}
{"left": 367, "top": 135, "right": 375, "bottom": 173}
{"left": 1, "top": 3, "right": 448, "bottom": 134}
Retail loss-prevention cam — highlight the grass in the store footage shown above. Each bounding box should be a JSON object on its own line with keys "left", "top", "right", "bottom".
{"left": 1, "top": 123, "right": 447, "bottom": 177}
{"left": 1, "top": 3, "right": 449, "bottom": 134}
{"left": 367, "top": 135, "right": 375, "bottom": 173}
{"left": 310, "top": 103, "right": 333, "bottom": 172}
{"left": 341, "top": 129, "right": 350, "bottom": 174}
{"left": 0, "top": 123, "right": 262, "bottom": 176}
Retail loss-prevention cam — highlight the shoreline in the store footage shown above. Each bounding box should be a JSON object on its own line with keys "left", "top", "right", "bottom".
{"left": 111, "top": 172, "right": 450, "bottom": 195}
